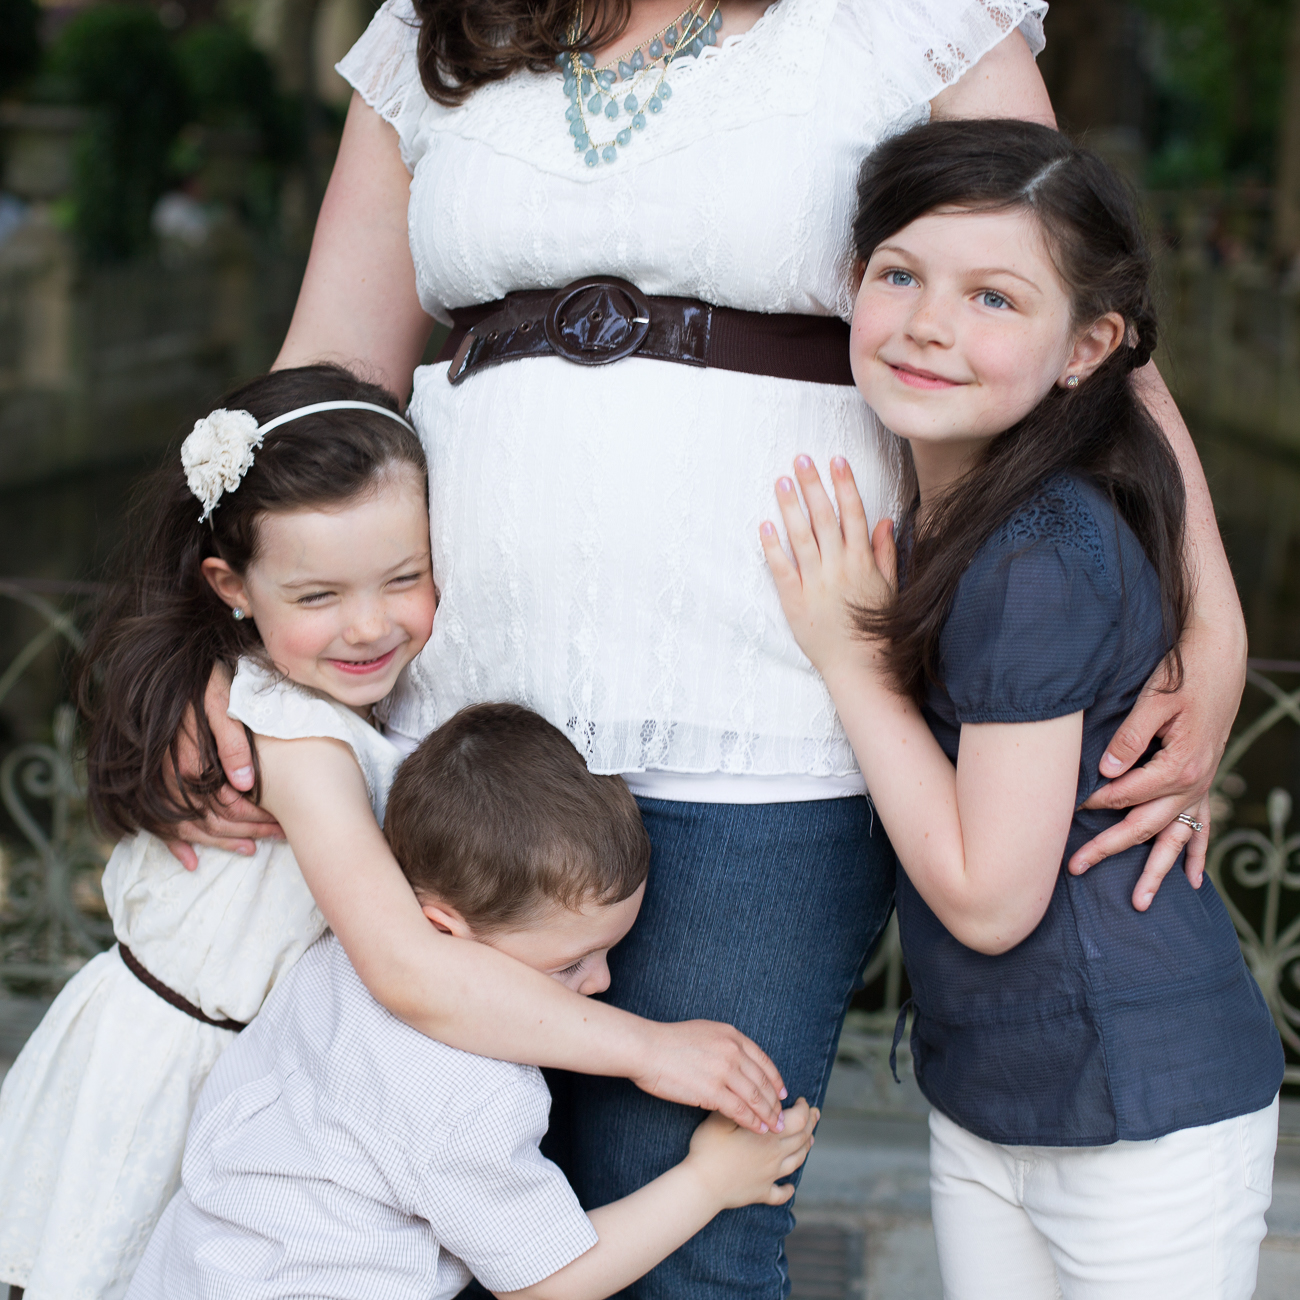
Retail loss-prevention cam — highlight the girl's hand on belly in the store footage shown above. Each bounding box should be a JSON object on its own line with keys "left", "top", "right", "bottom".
{"left": 759, "top": 454, "right": 894, "bottom": 680}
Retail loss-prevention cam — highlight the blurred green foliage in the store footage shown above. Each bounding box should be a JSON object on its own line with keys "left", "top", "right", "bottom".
{"left": 45, "top": 6, "right": 189, "bottom": 261}
{"left": 173, "top": 24, "right": 304, "bottom": 230}
{"left": 19, "top": 5, "right": 301, "bottom": 263}
{"left": 0, "top": 0, "right": 42, "bottom": 99}
{"left": 1138, "top": 0, "right": 1291, "bottom": 187}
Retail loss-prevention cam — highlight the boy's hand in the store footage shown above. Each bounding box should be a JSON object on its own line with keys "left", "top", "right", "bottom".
{"left": 684, "top": 1099, "right": 819, "bottom": 1210}
{"left": 633, "top": 1020, "right": 788, "bottom": 1136}
{"left": 760, "top": 455, "right": 896, "bottom": 678}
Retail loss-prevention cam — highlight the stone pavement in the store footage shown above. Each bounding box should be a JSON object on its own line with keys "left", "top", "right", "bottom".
{"left": 788, "top": 1055, "right": 1300, "bottom": 1300}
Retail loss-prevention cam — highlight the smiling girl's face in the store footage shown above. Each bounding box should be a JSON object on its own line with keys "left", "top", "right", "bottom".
{"left": 850, "top": 206, "right": 1123, "bottom": 498}
{"left": 202, "top": 465, "right": 436, "bottom": 714}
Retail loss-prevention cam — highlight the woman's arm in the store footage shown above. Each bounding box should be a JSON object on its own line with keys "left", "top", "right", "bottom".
{"left": 761, "top": 462, "right": 1078, "bottom": 953}
{"left": 254, "top": 734, "right": 787, "bottom": 1133}
{"left": 274, "top": 92, "right": 434, "bottom": 402}
{"left": 933, "top": 32, "right": 1246, "bottom": 892}
{"left": 1069, "top": 365, "right": 1243, "bottom": 898}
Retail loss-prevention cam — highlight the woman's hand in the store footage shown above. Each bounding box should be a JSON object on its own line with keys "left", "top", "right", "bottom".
{"left": 633, "top": 1019, "right": 790, "bottom": 1134}
{"left": 1068, "top": 365, "right": 1246, "bottom": 906}
{"left": 163, "top": 663, "right": 283, "bottom": 870}
{"left": 759, "top": 455, "right": 894, "bottom": 678}
{"left": 1069, "top": 617, "right": 1239, "bottom": 908}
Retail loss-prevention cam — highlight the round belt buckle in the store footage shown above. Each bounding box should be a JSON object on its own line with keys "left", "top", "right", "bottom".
{"left": 544, "top": 276, "right": 652, "bottom": 366}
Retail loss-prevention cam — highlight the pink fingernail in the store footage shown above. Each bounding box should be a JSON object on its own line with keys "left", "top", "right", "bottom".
{"left": 232, "top": 766, "right": 254, "bottom": 784}
{"left": 760, "top": 521, "right": 776, "bottom": 537}
{"left": 760, "top": 1123, "right": 769, "bottom": 1133}
{"left": 778, "top": 477, "right": 794, "bottom": 492}
{"left": 795, "top": 454, "right": 812, "bottom": 469}
{"left": 776, "top": 1116, "right": 785, "bottom": 1132}
{"left": 831, "top": 455, "right": 847, "bottom": 469}
{"left": 779, "top": 1087, "right": 788, "bottom": 1099}
{"left": 239, "top": 845, "right": 256, "bottom": 856}
{"left": 1100, "top": 752, "right": 1121, "bottom": 775}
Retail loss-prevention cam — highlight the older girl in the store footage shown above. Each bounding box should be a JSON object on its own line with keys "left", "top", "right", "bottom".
{"left": 764, "top": 120, "right": 1282, "bottom": 1300}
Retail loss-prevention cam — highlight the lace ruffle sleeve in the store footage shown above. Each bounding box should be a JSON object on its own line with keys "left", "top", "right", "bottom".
{"left": 851, "top": 1, "right": 1049, "bottom": 130}
{"left": 335, "top": 0, "right": 429, "bottom": 173}
{"left": 227, "top": 658, "right": 405, "bottom": 825}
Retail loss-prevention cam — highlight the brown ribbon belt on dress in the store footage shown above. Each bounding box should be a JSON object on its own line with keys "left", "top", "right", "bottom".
{"left": 437, "top": 276, "right": 855, "bottom": 387}
{"left": 118, "top": 943, "right": 247, "bottom": 1032}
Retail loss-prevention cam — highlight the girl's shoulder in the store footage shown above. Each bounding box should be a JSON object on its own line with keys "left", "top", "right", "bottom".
{"left": 981, "top": 473, "right": 1117, "bottom": 589}
{"left": 937, "top": 475, "right": 1143, "bottom": 725}
{"left": 228, "top": 659, "right": 403, "bottom": 821}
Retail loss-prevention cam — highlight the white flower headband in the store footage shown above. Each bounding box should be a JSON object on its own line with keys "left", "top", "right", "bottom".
{"left": 181, "top": 400, "right": 417, "bottom": 522}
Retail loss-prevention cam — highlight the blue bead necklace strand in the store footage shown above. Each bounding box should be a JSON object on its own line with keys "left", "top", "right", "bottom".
{"left": 557, "top": 1, "right": 723, "bottom": 166}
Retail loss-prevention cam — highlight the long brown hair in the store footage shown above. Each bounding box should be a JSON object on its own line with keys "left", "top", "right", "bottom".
{"left": 851, "top": 119, "right": 1188, "bottom": 702}
{"left": 412, "top": 0, "right": 630, "bottom": 105}
{"left": 78, "top": 365, "right": 427, "bottom": 840}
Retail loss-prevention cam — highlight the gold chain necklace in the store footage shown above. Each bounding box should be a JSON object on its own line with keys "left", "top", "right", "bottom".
{"left": 558, "top": 1, "right": 723, "bottom": 166}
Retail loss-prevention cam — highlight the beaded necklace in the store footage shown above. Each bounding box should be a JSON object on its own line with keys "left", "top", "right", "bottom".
{"left": 556, "top": 1, "right": 723, "bottom": 166}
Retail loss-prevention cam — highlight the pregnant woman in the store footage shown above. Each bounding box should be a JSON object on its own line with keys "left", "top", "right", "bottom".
{"left": 180, "top": 2, "right": 1247, "bottom": 1293}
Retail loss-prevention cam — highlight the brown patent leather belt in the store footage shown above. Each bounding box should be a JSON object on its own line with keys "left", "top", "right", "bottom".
{"left": 118, "top": 943, "right": 247, "bottom": 1031}
{"left": 437, "top": 276, "right": 854, "bottom": 387}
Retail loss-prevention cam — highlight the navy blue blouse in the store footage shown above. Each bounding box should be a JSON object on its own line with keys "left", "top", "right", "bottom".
{"left": 898, "top": 473, "right": 1283, "bottom": 1146}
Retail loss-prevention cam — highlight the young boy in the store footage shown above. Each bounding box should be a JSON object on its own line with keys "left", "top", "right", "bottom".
{"left": 127, "top": 703, "right": 816, "bottom": 1300}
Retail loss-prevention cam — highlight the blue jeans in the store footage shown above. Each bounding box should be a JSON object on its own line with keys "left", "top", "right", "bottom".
{"left": 543, "top": 796, "right": 895, "bottom": 1299}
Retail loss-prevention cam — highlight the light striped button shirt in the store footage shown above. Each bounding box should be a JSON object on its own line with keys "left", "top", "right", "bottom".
{"left": 127, "top": 934, "right": 598, "bottom": 1299}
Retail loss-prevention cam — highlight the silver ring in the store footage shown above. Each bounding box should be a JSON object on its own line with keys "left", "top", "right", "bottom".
{"left": 1176, "top": 812, "right": 1204, "bottom": 833}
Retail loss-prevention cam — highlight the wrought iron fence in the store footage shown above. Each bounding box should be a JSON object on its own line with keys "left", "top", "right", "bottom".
{"left": 0, "top": 585, "right": 1298, "bottom": 1092}
{"left": 0, "top": 580, "right": 111, "bottom": 993}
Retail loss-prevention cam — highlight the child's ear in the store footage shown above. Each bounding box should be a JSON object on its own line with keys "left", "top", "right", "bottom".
{"left": 1060, "top": 311, "right": 1126, "bottom": 387}
{"left": 200, "top": 557, "right": 250, "bottom": 618}
{"left": 420, "top": 900, "right": 474, "bottom": 938}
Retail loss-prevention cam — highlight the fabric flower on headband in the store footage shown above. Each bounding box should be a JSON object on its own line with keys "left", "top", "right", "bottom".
{"left": 181, "top": 408, "right": 264, "bottom": 522}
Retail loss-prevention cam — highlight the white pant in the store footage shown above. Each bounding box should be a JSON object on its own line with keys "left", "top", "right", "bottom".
{"left": 928, "top": 1097, "right": 1279, "bottom": 1300}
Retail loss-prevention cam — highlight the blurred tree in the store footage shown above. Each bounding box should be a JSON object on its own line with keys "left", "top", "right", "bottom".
{"left": 1137, "top": 0, "right": 1291, "bottom": 186}
{"left": 46, "top": 6, "right": 189, "bottom": 261}
{"left": 174, "top": 22, "right": 304, "bottom": 227}
{"left": 1275, "top": 2, "right": 1300, "bottom": 259}
{"left": 0, "top": 0, "right": 42, "bottom": 100}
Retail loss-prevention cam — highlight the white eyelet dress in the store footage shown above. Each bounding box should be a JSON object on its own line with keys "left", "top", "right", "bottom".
{"left": 0, "top": 659, "right": 402, "bottom": 1300}
{"left": 339, "top": 0, "right": 1046, "bottom": 795}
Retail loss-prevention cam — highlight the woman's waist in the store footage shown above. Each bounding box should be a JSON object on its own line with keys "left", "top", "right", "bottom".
{"left": 388, "top": 663, "right": 862, "bottom": 780}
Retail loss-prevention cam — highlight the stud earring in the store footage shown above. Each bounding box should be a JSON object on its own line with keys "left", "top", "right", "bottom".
{"left": 232, "top": 607, "right": 246, "bottom": 621}
{"left": 1065, "top": 375, "right": 1080, "bottom": 389}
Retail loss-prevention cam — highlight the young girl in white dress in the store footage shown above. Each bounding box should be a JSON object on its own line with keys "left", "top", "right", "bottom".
{"left": 0, "top": 362, "right": 786, "bottom": 1300}
{"left": 0, "top": 366, "right": 436, "bottom": 1299}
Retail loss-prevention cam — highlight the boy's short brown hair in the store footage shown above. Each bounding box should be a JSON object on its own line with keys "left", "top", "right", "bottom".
{"left": 384, "top": 703, "right": 650, "bottom": 935}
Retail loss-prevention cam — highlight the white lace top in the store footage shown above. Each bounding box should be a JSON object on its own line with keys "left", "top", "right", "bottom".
{"left": 340, "top": 0, "right": 1047, "bottom": 783}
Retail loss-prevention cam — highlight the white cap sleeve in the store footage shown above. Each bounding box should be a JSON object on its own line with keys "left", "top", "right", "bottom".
{"left": 851, "top": 0, "right": 1048, "bottom": 124}
{"left": 227, "top": 658, "right": 405, "bottom": 824}
{"left": 335, "top": 0, "right": 430, "bottom": 173}
{"left": 417, "top": 1078, "right": 598, "bottom": 1292}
